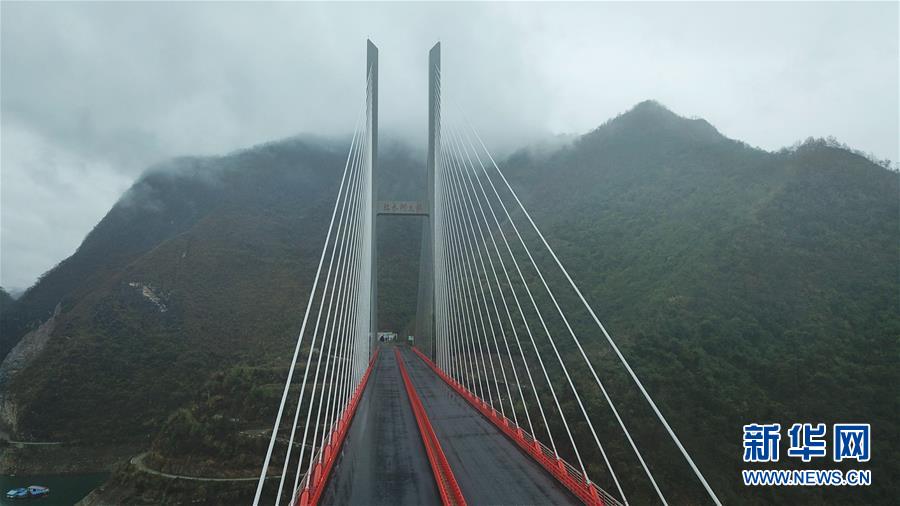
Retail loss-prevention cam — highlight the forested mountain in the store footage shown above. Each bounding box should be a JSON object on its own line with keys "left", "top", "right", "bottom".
{"left": 0, "top": 289, "right": 19, "bottom": 359}
{"left": 1, "top": 101, "right": 896, "bottom": 504}
{"left": 0, "top": 134, "right": 425, "bottom": 434}
{"left": 0, "top": 288, "right": 13, "bottom": 313}
{"left": 499, "top": 101, "right": 898, "bottom": 504}
{"left": 0, "top": 288, "right": 15, "bottom": 357}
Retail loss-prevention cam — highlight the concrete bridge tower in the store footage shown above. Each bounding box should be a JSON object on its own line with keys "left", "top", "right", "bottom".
{"left": 368, "top": 41, "right": 440, "bottom": 357}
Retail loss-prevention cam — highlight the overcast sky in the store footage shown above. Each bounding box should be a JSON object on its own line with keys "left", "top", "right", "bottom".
{"left": 1, "top": 1, "right": 897, "bottom": 291}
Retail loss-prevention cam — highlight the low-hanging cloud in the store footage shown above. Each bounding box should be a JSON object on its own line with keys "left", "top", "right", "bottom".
{"left": 1, "top": 1, "right": 897, "bottom": 290}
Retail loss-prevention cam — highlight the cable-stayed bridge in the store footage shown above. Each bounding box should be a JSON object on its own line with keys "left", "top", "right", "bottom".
{"left": 252, "top": 41, "right": 723, "bottom": 506}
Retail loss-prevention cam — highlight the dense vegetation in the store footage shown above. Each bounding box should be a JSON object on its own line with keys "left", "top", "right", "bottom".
{"left": 495, "top": 102, "right": 898, "bottom": 504}
{"left": 0, "top": 288, "right": 19, "bottom": 358}
{"left": 0, "top": 288, "right": 13, "bottom": 308}
{"left": 0, "top": 137, "right": 423, "bottom": 442}
{"left": 1, "top": 101, "right": 896, "bottom": 504}
{"left": 146, "top": 366, "right": 285, "bottom": 475}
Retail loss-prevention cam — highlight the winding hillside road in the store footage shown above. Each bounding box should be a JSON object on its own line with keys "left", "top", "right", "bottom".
{"left": 130, "top": 452, "right": 280, "bottom": 482}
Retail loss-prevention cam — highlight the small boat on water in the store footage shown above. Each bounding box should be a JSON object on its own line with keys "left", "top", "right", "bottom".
{"left": 5, "top": 488, "right": 27, "bottom": 499}
{"left": 5, "top": 485, "right": 50, "bottom": 499}
{"left": 27, "top": 486, "right": 50, "bottom": 498}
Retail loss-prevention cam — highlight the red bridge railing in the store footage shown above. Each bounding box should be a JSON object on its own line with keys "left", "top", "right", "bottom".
{"left": 295, "top": 348, "right": 380, "bottom": 506}
{"left": 411, "top": 346, "right": 622, "bottom": 506}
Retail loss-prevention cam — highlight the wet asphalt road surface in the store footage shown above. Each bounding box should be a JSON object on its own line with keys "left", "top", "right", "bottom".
{"left": 320, "top": 346, "right": 441, "bottom": 505}
{"left": 401, "top": 347, "right": 580, "bottom": 506}
{"left": 321, "top": 345, "right": 579, "bottom": 505}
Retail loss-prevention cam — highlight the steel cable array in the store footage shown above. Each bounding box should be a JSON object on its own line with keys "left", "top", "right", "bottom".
{"left": 253, "top": 69, "right": 376, "bottom": 506}
{"left": 432, "top": 61, "right": 722, "bottom": 505}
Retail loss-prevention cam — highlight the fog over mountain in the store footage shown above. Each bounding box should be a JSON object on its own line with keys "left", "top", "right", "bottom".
{"left": 1, "top": 1, "right": 898, "bottom": 291}
{"left": 0, "top": 100, "right": 896, "bottom": 504}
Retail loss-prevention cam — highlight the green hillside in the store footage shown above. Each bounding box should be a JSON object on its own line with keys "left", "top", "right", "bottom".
{"left": 0, "top": 137, "right": 423, "bottom": 442}
{"left": 497, "top": 101, "right": 898, "bottom": 504}
{"left": 1, "top": 101, "right": 897, "bottom": 504}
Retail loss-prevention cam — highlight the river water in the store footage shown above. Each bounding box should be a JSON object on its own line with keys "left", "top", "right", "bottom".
{"left": 0, "top": 473, "right": 107, "bottom": 505}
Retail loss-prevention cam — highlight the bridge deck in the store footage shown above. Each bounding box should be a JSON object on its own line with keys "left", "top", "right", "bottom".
{"left": 319, "top": 347, "right": 440, "bottom": 506}
{"left": 400, "top": 346, "right": 580, "bottom": 506}
{"left": 321, "top": 345, "right": 580, "bottom": 505}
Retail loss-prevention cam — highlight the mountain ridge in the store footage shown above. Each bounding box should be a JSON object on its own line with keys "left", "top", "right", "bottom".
{"left": 0, "top": 101, "right": 897, "bottom": 504}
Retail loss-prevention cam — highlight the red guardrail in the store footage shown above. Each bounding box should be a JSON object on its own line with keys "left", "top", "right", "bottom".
{"left": 296, "top": 348, "right": 380, "bottom": 506}
{"left": 411, "top": 346, "right": 620, "bottom": 506}
{"left": 395, "top": 348, "right": 468, "bottom": 506}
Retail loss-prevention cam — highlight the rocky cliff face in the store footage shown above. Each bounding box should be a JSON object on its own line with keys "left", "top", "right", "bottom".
{"left": 0, "top": 303, "right": 60, "bottom": 435}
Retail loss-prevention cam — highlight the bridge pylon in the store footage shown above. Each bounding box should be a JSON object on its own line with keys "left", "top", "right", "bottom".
{"left": 369, "top": 42, "right": 440, "bottom": 358}
{"left": 367, "top": 39, "right": 378, "bottom": 355}
{"left": 416, "top": 42, "right": 440, "bottom": 359}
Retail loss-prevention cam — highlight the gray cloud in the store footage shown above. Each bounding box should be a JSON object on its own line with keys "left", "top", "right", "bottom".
{"left": 2, "top": 1, "right": 897, "bottom": 290}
